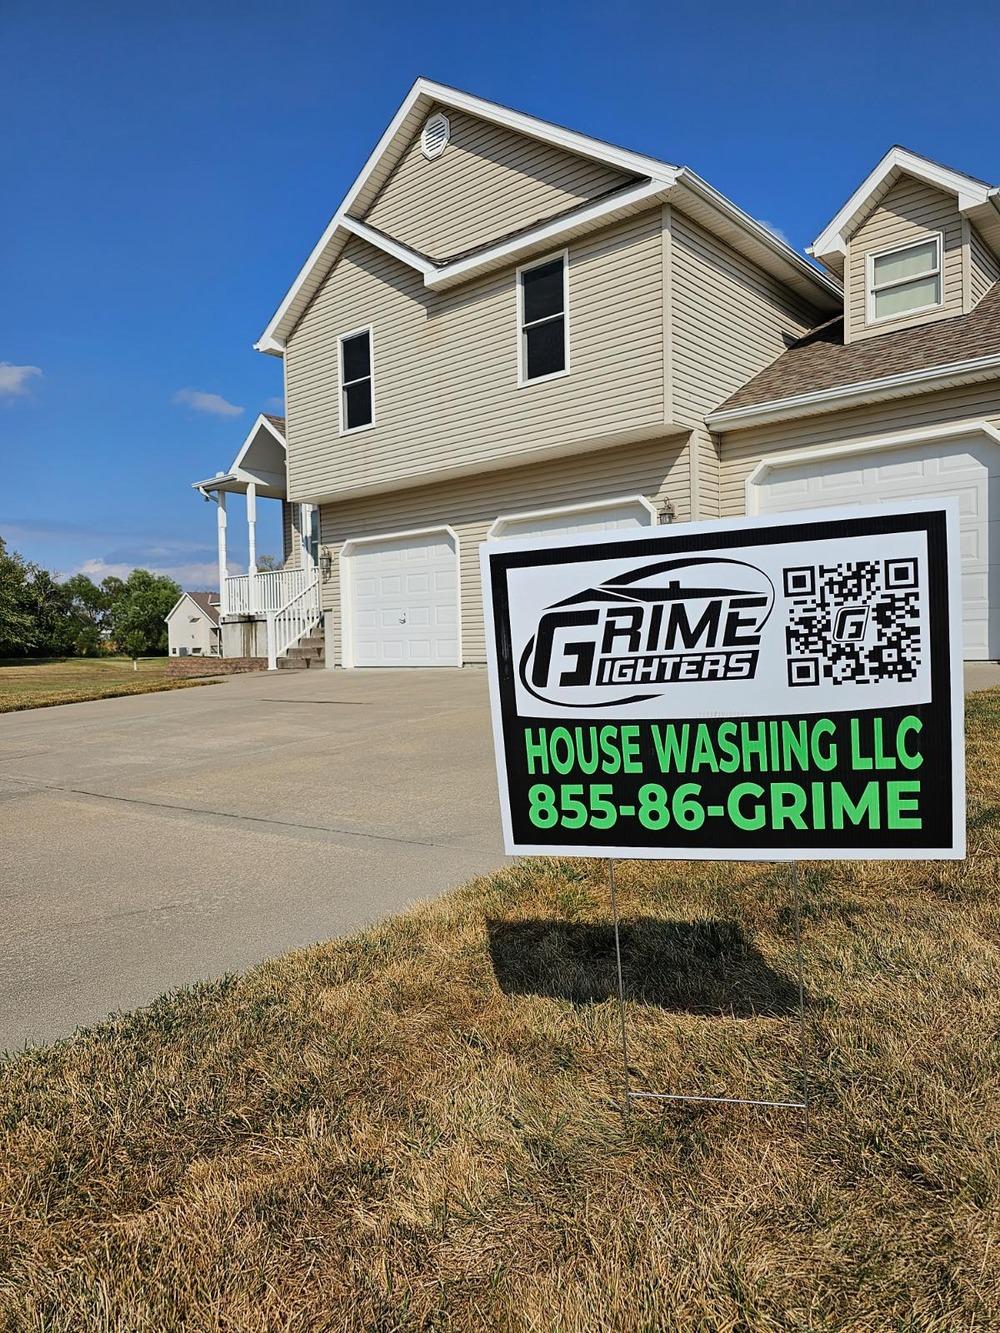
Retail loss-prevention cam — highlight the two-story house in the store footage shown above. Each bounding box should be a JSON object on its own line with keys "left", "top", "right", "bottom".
{"left": 203, "top": 80, "right": 998, "bottom": 668}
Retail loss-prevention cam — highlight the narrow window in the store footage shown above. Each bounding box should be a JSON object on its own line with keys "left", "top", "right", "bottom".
{"left": 869, "top": 237, "right": 942, "bottom": 322}
{"left": 519, "top": 255, "right": 567, "bottom": 382}
{"left": 340, "top": 328, "right": 373, "bottom": 431}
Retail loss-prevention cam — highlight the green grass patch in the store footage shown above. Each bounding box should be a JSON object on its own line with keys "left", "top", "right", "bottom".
{"left": 0, "top": 657, "right": 219, "bottom": 712}
{"left": 1, "top": 690, "right": 998, "bottom": 1329}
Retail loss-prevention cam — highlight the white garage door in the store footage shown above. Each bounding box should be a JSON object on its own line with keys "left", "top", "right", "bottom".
{"left": 753, "top": 438, "right": 999, "bottom": 660}
{"left": 491, "top": 497, "right": 656, "bottom": 541}
{"left": 346, "top": 531, "right": 459, "bottom": 667}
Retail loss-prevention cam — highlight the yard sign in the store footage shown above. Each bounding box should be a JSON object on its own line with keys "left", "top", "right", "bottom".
{"left": 481, "top": 502, "right": 965, "bottom": 860}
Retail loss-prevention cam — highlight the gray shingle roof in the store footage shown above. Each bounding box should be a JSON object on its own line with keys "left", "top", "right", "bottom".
{"left": 718, "top": 283, "right": 1000, "bottom": 414}
{"left": 187, "top": 592, "right": 220, "bottom": 625}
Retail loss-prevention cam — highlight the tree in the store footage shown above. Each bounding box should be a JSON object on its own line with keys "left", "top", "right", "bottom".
{"left": 25, "top": 567, "right": 73, "bottom": 655}
{"left": 107, "top": 569, "right": 182, "bottom": 663}
{"left": 256, "top": 553, "right": 282, "bottom": 571}
{"left": 0, "top": 536, "right": 34, "bottom": 656}
{"left": 63, "top": 573, "right": 113, "bottom": 654}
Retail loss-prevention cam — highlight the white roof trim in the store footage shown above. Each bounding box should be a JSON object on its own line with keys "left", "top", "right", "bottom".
{"left": 425, "top": 178, "right": 672, "bottom": 291}
{"left": 255, "top": 78, "right": 839, "bottom": 354}
{"left": 705, "top": 351, "right": 1000, "bottom": 431}
{"left": 340, "top": 216, "right": 438, "bottom": 276}
{"left": 810, "top": 146, "right": 998, "bottom": 264}
{"left": 230, "top": 412, "right": 286, "bottom": 472}
{"left": 673, "top": 168, "right": 842, "bottom": 303}
{"left": 230, "top": 410, "right": 285, "bottom": 474}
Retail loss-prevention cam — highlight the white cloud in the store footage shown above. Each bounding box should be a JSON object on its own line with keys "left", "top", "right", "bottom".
{"left": 75, "top": 557, "right": 239, "bottom": 589}
{"left": 0, "top": 362, "right": 42, "bottom": 401}
{"left": 758, "top": 219, "right": 793, "bottom": 248}
{"left": 172, "top": 388, "right": 244, "bottom": 418}
{"left": 264, "top": 395, "right": 285, "bottom": 411}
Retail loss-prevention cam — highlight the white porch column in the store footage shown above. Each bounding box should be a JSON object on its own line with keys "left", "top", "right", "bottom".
{"left": 246, "top": 483, "right": 258, "bottom": 613}
{"left": 216, "top": 492, "right": 228, "bottom": 617}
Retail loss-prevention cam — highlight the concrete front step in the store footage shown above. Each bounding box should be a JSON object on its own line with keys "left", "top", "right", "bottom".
{"left": 277, "top": 631, "right": 326, "bottom": 669}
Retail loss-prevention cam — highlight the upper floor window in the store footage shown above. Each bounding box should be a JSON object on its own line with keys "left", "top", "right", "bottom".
{"left": 518, "top": 253, "right": 568, "bottom": 384}
{"left": 340, "top": 327, "right": 374, "bottom": 432}
{"left": 868, "top": 236, "right": 942, "bottom": 323}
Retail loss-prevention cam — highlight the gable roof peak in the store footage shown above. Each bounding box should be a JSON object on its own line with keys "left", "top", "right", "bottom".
{"left": 256, "top": 81, "right": 842, "bottom": 355}
{"left": 809, "top": 145, "right": 999, "bottom": 272}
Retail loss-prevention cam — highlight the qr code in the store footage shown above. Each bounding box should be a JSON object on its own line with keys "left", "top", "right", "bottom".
{"left": 784, "top": 559, "right": 921, "bottom": 687}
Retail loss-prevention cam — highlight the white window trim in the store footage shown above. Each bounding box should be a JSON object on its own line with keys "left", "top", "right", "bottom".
{"left": 337, "top": 524, "right": 462, "bottom": 669}
{"left": 487, "top": 495, "right": 658, "bottom": 540}
{"left": 516, "top": 249, "right": 570, "bottom": 388}
{"left": 338, "top": 324, "right": 376, "bottom": 435}
{"left": 866, "top": 233, "right": 943, "bottom": 326}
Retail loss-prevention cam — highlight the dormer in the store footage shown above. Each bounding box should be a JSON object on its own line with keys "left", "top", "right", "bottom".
{"left": 809, "top": 147, "right": 1000, "bottom": 344}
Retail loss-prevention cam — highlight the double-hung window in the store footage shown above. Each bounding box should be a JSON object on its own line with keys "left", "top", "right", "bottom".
{"left": 868, "top": 236, "right": 942, "bottom": 323}
{"left": 518, "top": 253, "right": 568, "bottom": 383}
{"left": 339, "top": 327, "right": 374, "bottom": 431}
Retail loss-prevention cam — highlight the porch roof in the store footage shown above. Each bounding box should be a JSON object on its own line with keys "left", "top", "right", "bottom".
{"left": 191, "top": 413, "right": 288, "bottom": 499}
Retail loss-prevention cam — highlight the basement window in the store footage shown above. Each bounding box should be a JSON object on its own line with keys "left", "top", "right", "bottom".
{"left": 339, "top": 327, "right": 374, "bottom": 432}
{"left": 518, "top": 253, "right": 568, "bottom": 384}
{"left": 868, "top": 235, "right": 942, "bottom": 323}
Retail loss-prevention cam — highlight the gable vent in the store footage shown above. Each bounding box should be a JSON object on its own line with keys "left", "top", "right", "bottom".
{"left": 420, "top": 113, "right": 450, "bottom": 161}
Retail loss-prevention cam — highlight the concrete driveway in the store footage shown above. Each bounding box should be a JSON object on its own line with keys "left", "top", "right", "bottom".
{"left": 0, "top": 669, "right": 506, "bottom": 1052}
{"left": 3, "top": 661, "right": 999, "bottom": 1053}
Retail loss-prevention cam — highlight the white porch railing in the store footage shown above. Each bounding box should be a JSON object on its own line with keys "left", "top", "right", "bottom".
{"left": 224, "top": 566, "right": 315, "bottom": 616}
{"left": 266, "top": 577, "right": 322, "bottom": 670}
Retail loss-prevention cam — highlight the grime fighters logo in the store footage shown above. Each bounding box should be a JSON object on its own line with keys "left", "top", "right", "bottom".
{"left": 518, "top": 557, "right": 775, "bottom": 707}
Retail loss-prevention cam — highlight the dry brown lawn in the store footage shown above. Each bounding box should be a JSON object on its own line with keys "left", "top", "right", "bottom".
{"left": 1, "top": 690, "right": 998, "bottom": 1331}
{"left": 0, "top": 657, "right": 218, "bottom": 712}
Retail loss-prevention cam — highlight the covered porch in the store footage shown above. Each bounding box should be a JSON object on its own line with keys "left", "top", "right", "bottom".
{"left": 191, "top": 413, "right": 324, "bottom": 668}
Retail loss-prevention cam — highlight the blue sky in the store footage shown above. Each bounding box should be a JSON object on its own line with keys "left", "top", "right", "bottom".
{"left": 2, "top": 0, "right": 998, "bottom": 589}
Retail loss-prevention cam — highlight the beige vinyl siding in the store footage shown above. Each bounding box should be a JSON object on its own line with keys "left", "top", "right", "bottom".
{"left": 668, "top": 208, "right": 823, "bottom": 519}
{"left": 718, "top": 381, "right": 1000, "bottom": 517}
{"left": 285, "top": 211, "right": 667, "bottom": 503}
{"left": 846, "top": 176, "right": 964, "bottom": 342}
{"left": 360, "top": 107, "right": 633, "bottom": 261}
{"left": 319, "top": 435, "right": 687, "bottom": 665}
{"left": 970, "top": 225, "right": 1000, "bottom": 307}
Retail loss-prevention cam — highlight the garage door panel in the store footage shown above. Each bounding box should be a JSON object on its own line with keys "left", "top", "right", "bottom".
{"left": 755, "top": 438, "right": 996, "bottom": 660}
{"left": 873, "top": 458, "right": 925, "bottom": 483}
{"left": 347, "top": 531, "right": 460, "bottom": 667}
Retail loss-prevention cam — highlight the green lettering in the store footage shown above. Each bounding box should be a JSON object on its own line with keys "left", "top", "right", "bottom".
{"left": 831, "top": 781, "right": 880, "bottom": 829}
{"left": 897, "top": 716, "right": 923, "bottom": 770}
{"left": 620, "top": 725, "right": 642, "bottom": 774}
{"left": 599, "top": 725, "right": 622, "bottom": 774}
{"left": 887, "top": 779, "right": 921, "bottom": 829}
{"left": 549, "top": 727, "right": 575, "bottom": 775}
{"left": 716, "top": 722, "right": 740, "bottom": 773}
{"left": 770, "top": 783, "right": 807, "bottom": 830}
{"left": 728, "top": 782, "right": 765, "bottom": 830}
{"left": 651, "top": 724, "right": 688, "bottom": 773}
{"left": 811, "top": 719, "right": 837, "bottom": 771}
{"left": 525, "top": 728, "right": 548, "bottom": 776}
{"left": 691, "top": 725, "right": 719, "bottom": 773}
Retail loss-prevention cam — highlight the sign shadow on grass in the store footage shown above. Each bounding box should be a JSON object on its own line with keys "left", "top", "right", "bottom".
{"left": 486, "top": 917, "right": 802, "bottom": 1017}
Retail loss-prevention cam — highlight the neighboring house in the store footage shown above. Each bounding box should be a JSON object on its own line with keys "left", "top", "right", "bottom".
{"left": 191, "top": 413, "right": 322, "bottom": 664}
{"left": 205, "top": 80, "right": 998, "bottom": 669}
{"left": 166, "top": 591, "right": 221, "bottom": 657}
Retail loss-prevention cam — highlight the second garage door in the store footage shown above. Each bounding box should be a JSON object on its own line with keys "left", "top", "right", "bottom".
{"left": 345, "top": 530, "right": 460, "bottom": 667}
{"left": 752, "top": 437, "right": 998, "bottom": 659}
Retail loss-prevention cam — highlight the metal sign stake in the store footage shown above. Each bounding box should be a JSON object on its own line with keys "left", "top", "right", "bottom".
{"left": 608, "top": 857, "right": 810, "bottom": 1131}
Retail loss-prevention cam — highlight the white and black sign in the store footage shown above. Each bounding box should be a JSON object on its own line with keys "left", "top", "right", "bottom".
{"left": 481, "top": 502, "right": 965, "bottom": 860}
